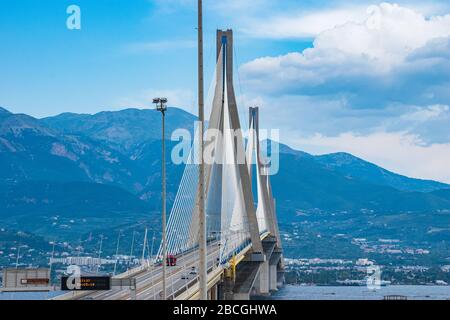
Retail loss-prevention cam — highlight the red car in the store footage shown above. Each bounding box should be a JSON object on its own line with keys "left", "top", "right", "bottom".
{"left": 166, "top": 255, "right": 177, "bottom": 266}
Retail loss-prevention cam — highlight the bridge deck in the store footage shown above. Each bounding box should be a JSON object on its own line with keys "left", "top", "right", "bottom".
{"left": 55, "top": 233, "right": 272, "bottom": 300}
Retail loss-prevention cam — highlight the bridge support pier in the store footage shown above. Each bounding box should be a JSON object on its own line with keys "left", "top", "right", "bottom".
{"left": 256, "top": 260, "right": 270, "bottom": 296}
{"left": 269, "top": 251, "right": 283, "bottom": 291}
{"left": 223, "top": 274, "right": 235, "bottom": 300}
{"left": 277, "top": 270, "right": 285, "bottom": 288}
{"left": 269, "top": 263, "right": 278, "bottom": 291}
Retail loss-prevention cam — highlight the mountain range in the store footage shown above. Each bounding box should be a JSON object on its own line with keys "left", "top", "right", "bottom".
{"left": 0, "top": 106, "right": 449, "bottom": 257}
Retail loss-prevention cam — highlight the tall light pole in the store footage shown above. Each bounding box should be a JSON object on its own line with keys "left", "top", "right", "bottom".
{"left": 97, "top": 235, "right": 103, "bottom": 273}
{"left": 154, "top": 97, "right": 168, "bottom": 300}
{"left": 15, "top": 244, "right": 22, "bottom": 269}
{"left": 113, "top": 230, "right": 122, "bottom": 276}
{"left": 198, "top": 0, "right": 208, "bottom": 300}
{"left": 141, "top": 228, "right": 148, "bottom": 265}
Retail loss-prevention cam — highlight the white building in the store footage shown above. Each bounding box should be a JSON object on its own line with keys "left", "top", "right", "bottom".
{"left": 356, "top": 258, "right": 374, "bottom": 266}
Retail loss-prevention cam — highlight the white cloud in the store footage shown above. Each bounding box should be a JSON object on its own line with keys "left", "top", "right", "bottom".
{"left": 240, "top": 3, "right": 450, "bottom": 113}
{"left": 314, "top": 3, "right": 450, "bottom": 67}
{"left": 237, "top": 3, "right": 450, "bottom": 183}
{"left": 242, "top": 3, "right": 450, "bottom": 83}
{"left": 292, "top": 131, "right": 450, "bottom": 184}
{"left": 401, "top": 104, "right": 449, "bottom": 122}
{"left": 221, "top": 1, "right": 450, "bottom": 39}
{"left": 243, "top": 7, "right": 369, "bottom": 39}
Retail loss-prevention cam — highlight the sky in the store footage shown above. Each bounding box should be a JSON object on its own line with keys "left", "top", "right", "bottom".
{"left": 1, "top": 0, "right": 450, "bottom": 183}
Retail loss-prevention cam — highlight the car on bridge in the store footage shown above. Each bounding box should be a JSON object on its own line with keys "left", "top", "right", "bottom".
{"left": 181, "top": 273, "right": 190, "bottom": 280}
{"left": 189, "top": 267, "right": 198, "bottom": 276}
{"left": 166, "top": 255, "right": 177, "bottom": 267}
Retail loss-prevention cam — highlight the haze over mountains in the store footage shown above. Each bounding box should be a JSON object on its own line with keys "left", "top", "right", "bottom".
{"left": 0, "top": 106, "right": 449, "bottom": 250}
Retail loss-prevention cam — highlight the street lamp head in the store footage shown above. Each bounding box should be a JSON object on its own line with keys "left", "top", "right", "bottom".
{"left": 153, "top": 97, "right": 168, "bottom": 113}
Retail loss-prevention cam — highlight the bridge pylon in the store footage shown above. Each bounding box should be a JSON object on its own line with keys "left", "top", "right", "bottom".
{"left": 189, "top": 29, "right": 264, "bottom": 257}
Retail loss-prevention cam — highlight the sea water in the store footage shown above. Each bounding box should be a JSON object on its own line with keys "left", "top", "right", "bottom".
{"left": 268, "top": 285, "right": 450, "bottom": 300}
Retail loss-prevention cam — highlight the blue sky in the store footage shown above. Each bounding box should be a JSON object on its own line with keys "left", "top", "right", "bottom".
{"left": 0, "top": 0, "right": 312, "bottom": 116}
{"left": 1, "top": 0, "right": 450, "bottom": 183}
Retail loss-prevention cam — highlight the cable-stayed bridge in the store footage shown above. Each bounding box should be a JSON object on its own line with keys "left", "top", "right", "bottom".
{"left": 55, "top": 29, "right": 284, "bottom": 301}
